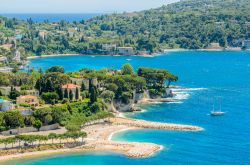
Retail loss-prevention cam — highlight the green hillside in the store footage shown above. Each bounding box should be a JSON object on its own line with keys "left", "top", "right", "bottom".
{"left": 87, "top": 0, "right": 250, "bottom": 50}
{"left": 0, "top": 0, "right": 249, "bottom": 58}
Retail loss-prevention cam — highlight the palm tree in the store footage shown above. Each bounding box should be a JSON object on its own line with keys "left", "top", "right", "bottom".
{"left": 58, "top": 134, "right": 63, "bottom": 144}
{"left": 36, "top": 135, "right": 43, "bottom": 146}
{"left": 42, "top": 135, "right": 48, "bottom": 145}
{"left": 26, "top": 135, "right": 36, "bottom": 146}
{"left": 9, "top": 137, "right": 16, "bottom": 148}
{"left": 0, "top": 139, "right": 4, "bottom": 149}
{"left": 2, "top": 138, "right": 15, "bottom": 150}
{"left": 48, "top": 133, "right": 57, "bottom": 144}
{"left": 79, "top": 132, "right": 87, "bottom": 143}
{"left": 15, "top": 135, "right": 26, "bottom": 148}
{"left": 2, "top": 139, "right": 9, "bottom": 150}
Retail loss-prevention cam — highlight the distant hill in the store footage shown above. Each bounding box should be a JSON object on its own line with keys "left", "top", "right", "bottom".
{"left": 0, "top": 0, "right": 249, "bottom": 58}
{"left": 86, "top": 0, "right": 250, "bottom": 50}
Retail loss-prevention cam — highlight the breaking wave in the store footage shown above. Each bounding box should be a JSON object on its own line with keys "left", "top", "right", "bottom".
{"left": 172, "top": 87, "right": 208, "bottom": 91}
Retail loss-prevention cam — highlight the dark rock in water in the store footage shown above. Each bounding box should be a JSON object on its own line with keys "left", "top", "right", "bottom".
{"left": 131, "top": 107, "right": 141, "bottom": 112}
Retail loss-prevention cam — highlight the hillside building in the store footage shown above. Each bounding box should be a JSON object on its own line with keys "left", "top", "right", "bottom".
{"left": 118, "top": 47, "right": 134, "bottom": 55}
{"left": 0, "top": 99, "right": 13, "bottom": 111}
{"left": 16, "top": 95, "right": 39, "bottom": 107}
{"left": 62, "top": 84, "right": 81, "bottom": 100}
{"left": 242, "top": 40, "right": 250, "bottom": 50}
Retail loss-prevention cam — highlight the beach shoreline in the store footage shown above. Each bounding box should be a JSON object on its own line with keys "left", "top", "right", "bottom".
{"left": 27, "top": 54, "right": 82, "bottom": 59}
{"left": 0, "top": 117, "right": 202, "bottom": 163}
{"left": 0, "top": 85, "right": 203, "bottom": 163}
{"left": 26, "top": 48, "right": 248, "bottom": 60}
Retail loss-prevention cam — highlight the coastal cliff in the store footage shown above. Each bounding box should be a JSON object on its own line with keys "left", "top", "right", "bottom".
{"left": 107, "top": 88, "right": 176, "bottom": 113}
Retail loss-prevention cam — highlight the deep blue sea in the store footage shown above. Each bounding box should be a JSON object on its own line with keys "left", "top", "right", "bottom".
{"left": 6, "top": 51, "right": 250, "bottom": 165}
{"left": 0, "top": 13, "right": 102, "bottom": 22}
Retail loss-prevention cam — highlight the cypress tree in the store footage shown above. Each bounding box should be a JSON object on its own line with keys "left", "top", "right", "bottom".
{"left": 90, "top": 86, "right": 97, "bottom": 104}
{"left": 88, "top": 78, "right": 92, "bottom": 93}
{"left": 64, "top": 88, "right": 69, "bottom": 98}
{"left": 58, "top": 88, "right": 63, "bottom": 100}
{"left": 75, "top": 88, "right": 79, "bottom": 100}
{"left": 69, "top": 90, "right": 74, "bottom": 101}
{"left": 0, "top": 90, "right": 2, "bottom": 96}
{"left": 81, "top": 81, "right": 85, "bottom": 91}
{"left": 35, "top": 78, "right": 43, "bottom": 93}
{"left": 19, "top": 79, "right": 23, "bottom": 86}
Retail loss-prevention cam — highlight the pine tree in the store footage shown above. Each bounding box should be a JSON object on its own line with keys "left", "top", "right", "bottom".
{"left": 75, "top": 88, "right": 79, "bottom": 100}
{"left": 69, "top": 90, "right": 74, "bottom": 101}
{"left": 64, "top": 89, "right": 69, "bottom": 98}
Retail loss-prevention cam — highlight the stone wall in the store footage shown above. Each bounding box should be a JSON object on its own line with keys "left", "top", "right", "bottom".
{"left": 0, "top": 123, "right": 60, "bottom": 136}
{"left": 39, "top": 123, "right": 60, "bottom": 131}
{"left": 81, "top": 118, "right": 110, "bottom": 128}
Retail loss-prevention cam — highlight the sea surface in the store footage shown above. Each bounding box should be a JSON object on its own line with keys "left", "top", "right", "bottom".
{"left": 6, "top": 51, "right": 250, "bottom": 165}
{"left": 0, "top": 13, "right": 102, "bottom": 22}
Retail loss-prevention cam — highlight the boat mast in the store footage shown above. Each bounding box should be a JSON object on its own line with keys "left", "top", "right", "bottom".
{"left": 219, "top": 97, "right": 222, "bottom": 112}
{"left": 212, "top": 97, "right": 215, "bottom": 112}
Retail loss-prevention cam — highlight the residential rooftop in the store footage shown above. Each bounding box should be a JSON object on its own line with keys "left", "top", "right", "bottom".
{"left": 62, "top": 84, "right": 81, "bottom": 89}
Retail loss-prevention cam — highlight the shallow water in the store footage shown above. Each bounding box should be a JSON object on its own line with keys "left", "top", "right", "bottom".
{"left": 7, "top": 51, "right": 250, "bottom": 165}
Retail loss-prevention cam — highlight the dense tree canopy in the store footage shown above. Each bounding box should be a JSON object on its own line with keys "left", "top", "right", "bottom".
{"left": 46, "top": 66, "right": 65, "bottom": 73}
{"left": 0, "top": 0, "right": 249, "bottom": 59}
{"left": 121, "top": 63, "right": 134, "bottom": 75}
{"left": 35, "top": 72, "right": 70, "bottom": 93}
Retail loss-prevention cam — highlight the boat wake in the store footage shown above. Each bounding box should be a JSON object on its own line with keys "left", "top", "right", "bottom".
{"left": 169, "top": 86, "right": 208, "bottom": 104}
{"left": 173, "top": 92, "right": 190, "bottom": 100}
{"left": 172, "top": 87, "right": 208, "bottom": 91}
{"left": 168, "top": 101, "right": 183, "bottom": 104}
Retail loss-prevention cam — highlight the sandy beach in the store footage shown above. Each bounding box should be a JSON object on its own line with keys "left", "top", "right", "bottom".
{"left": 0, "top": 117, "right": 203, "bottom": 163}
{"left": 26, "top": 53, "right": 156, "bottom": 60}
{"left": 26, "top": 48, "right": 248, "bottom": 60}
{"left": 27, "top": 54, "right": 82, "bottom": 59}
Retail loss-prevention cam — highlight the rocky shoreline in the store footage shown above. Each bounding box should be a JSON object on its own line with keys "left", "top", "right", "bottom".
{"left": 109, "top": 117, "right": 203, "bottom": 131}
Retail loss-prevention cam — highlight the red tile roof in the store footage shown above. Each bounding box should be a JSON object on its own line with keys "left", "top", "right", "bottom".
{"left": 62, "top": 84, "right": 80, "bottom": 89}
{"left": 18, "top": 95, "right": 37, "bottom": 99}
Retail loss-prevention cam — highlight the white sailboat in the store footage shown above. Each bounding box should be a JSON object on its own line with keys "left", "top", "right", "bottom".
{"left": 210, "top": 98, "right": 225, "bottom": 116}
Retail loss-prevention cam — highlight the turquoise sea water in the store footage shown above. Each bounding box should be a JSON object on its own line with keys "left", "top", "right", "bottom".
{"left": 7, "top": 51, "right": 250, "bottom": 165}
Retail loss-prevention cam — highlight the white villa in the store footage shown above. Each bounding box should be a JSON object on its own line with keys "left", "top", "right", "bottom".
{"left": 118, "top": 47, "right": 134, "bottom": 55}
{"left": 242, "top": 40, "right": 250, "bottom": 50}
